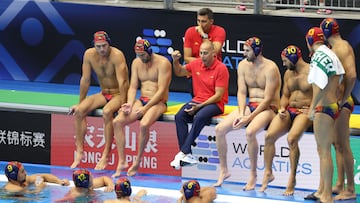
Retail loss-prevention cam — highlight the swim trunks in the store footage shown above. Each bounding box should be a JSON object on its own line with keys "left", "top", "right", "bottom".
{"left": 287, "top": 107, "right": 304, "bottom": 121}
{"left": 315, "top": 103, "right": 339, "bottom": 119}
{"left": 139, "top": 96, "right": 150, "bottom": 106}
{"left": 139, "top": 96, "right": 167, "bottom": 106}
{"left": 248, "top": 102, "right": 278, "bottom": 114}
{"left": 102, "top": 92, "right": 113, "bottom": 102}
{"left": 341, "top": 96, "right": 354, "bottom": 112}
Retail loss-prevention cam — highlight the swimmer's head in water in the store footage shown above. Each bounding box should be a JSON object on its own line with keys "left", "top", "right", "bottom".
{"left": 115, "top": 177, "right": 132, "bottom": 198}
{"left": 5, "top": 161, "right": 23, "bottom": 181}
{"left": 73, "top": 169, "right": 91, "bottom": 188}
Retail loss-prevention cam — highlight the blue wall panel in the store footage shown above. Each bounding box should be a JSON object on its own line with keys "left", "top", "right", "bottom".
{"left": 1, "top": 0, "right": 360, "bottom": 100}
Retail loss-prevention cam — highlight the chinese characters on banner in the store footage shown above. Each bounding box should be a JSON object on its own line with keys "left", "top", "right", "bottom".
{"left": 51, "top": 114, "right": 180, "bottom": 176}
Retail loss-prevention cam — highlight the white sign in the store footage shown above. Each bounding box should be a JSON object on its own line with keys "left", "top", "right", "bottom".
{"left": 182, "top": 126, "right": 320, "bottom": 190}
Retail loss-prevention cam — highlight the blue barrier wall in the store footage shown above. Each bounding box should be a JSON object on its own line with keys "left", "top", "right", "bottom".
{"left": 0, "top": 0, "right": 360, "bottom": 100}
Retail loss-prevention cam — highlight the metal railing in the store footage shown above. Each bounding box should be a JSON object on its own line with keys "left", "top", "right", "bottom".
{"left": 265, "top": 0, "right": 360, "bottom": 11}
{"left": 174, "top": 0, "right": 360, "bottom": 11}
{"left": 56, "top": 0, "right": 360, "bottom": 14}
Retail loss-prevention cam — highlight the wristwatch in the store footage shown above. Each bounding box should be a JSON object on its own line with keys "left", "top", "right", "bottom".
{"left": 201, "top": 33, "right": 208, "bottom": 39}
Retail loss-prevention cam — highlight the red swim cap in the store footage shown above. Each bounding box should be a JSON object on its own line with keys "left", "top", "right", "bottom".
{"left": 134, "top": 39, "right": 152, "bottom": 55}
{"left": 93, "top": 31, "right": 111, "bottom": 44}
{"left": 306, "top": 27, "right": 324, "bottom": 46}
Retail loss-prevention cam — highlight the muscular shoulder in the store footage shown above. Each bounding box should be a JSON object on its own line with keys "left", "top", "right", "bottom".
{"left": 110, "top": 46, "right": 125, "bottom": 55}
{"left": 131, "top": 57, "right": 141, "bottom": 67}
{"left": 83, "top": 48, "right": 96, "bottom": 58}
{"left": 264, "top": 57, "right": 279, "bottom": 69}
{"left": 264, "top": 58, "right": 280, "bottom": 75}
{"left": 283, "top": 69, "right": 292, "bottom": 80}
{"left": 154, "top": 54, "right": 171, "bottom": 66}
{"left": 110, "top": 47, "right": 126, "bottom": 59}
{"left": 332, "top": 40, "right": 354, "bottom": 59}
{"left": 236, "top": 59, "right": 251, "bottom": 76}
{"left": 4, "top": 183, "right": 25, "bottom": 193}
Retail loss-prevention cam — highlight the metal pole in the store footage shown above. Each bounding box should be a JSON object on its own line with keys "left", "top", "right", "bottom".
{"left": 254, "top": 0, "right": 263, "bottom": 14}
{"left": 164, "top": 0, "right": 174, "bottom": 10}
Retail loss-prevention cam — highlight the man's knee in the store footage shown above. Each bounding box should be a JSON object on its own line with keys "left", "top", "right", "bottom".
{"left": 333, "top": 142, "right": 344, "bottom": 153}
{"left": 175, "top": 111, "right": 185, "bottom": 121}
{"left": 139, "top": 120, "right": 152, "bottom": 130}
{"left": 264, "top": 133, "right": 276, "bottom": 145}
{"left": 102, "top": 108, "right": 116, "bottom": 120}
{"left": 215, "top": 124, "right": 222, "bottom": 135}
{"left": 74, "top": 108, "right": 88, "bottom": 119}
{"left": 287, "top": 136, "right": 298, "bottom": 148}
{"left": 245, "top": 127, "right": 258, "bottom": 138}
{"left": 215, "top": 123, "right": 230, "bottom": 136}
{"left": 113, "top": 116, "right": 126, "bottom": 128}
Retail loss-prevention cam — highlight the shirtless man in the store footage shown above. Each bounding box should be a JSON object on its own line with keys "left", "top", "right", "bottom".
{"left": 177, "top": 180, "right": 217, "bottom": 203}
{"left": 69, "top": 31, "right": 129, "bottom": 170}
{"left": 320, "top": 18, "right": 357, "bottom": 201}
{"left": 259, "top": 45, "right": 312, "bottom": 195}
{"left": 214, "top": 37, "right": 281, "bottom": 190}
{"left": 306, "top": 27, "right": 345, "bottom": 203}
{"left": 104, "top": 178, "right": 147, "bottom": 203}
{"left": 4, "top": 161, "right": 69, "bottom": 193}
{"left": 55, "top": 169, "right": 114, "bottom": 202}
{"left": 112, "top": 39, "right": 172, "bottom": 177}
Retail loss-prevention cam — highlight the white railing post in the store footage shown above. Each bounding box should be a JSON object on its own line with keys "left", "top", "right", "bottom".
{"left": 164, "top": 0, "right": 174, "bottom": 10}
{"left": 254, "top": 0, "right": 263, "bottom": 14}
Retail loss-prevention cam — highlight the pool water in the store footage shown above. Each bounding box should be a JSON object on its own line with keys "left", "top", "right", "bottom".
{"left": 0, "top": 180, "right": 179, "bottom": 203}
{"left": 2, "top": 161, "right": 359, "bottom": 203}
{"left": 0, "top": 161, "right": 181, "bottom": 203}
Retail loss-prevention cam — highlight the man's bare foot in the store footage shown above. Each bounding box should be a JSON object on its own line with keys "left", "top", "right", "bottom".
{"left": 111, "top": 163, "right": 129, "bottom": 178}
{"left": 94, "top": 156, "right": 108, "bottom": 170}
{"left": 334, "top": 190, "right": 357, "bottom": 200}
{"left": 243, "top": 175, "right": 257, "bottom": 191}
{"left": 213, "top": 172, "right": 231, "bottom": 187}
{"left": 331, "top": 184, "right": 343, "bottom": 195}
{"left": 283, "top": 187, "right": 295, "bottom": 196}
{"left": 127, "top": 164, "right": 140, "bottom": 177}
{"left": 70, "top": 151, "right": 83, "bottom": 168}
{"left": 283, "top": 179, "right": 296, "bottom": 196}
{"left": 319, "top": 196, "right": 334, "bottom": 203}
{"left": 259, "top": 174, "right": 274, "bottom": 192}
